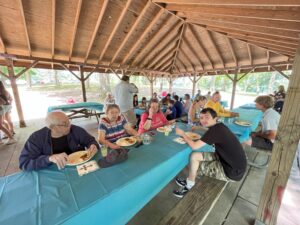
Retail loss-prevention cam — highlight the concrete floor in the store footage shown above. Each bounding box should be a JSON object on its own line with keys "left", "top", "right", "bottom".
{"left": 0, "top": 118, "right": 299, "bottom": 225}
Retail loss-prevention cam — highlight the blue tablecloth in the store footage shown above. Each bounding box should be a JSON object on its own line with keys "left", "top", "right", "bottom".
{"left": 232, "top": 108, "right": 263, "bottom": 132}
{"left": 220, "top": 100, "right": 228, "bottom": 108}
{"left": 47, "top": 102, "right": 104, "bottom": 113}
{"left": 0, "top": 124, "right": 214, "bottom": 225}
{"left": 239, "top": 103, "right": 256, "bottom": 110}
{"left": 134, "top": 108, "right": 145, "bottom": 116}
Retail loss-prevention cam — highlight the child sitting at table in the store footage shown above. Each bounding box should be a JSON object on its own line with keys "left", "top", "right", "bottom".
{"left": 98, "top": 104, "right": 138, "bottom": 149}
{"left": 165, "top": 100, "right": 177, "bottom": 121}
{"left": 139, "top": 97, "right": 147, "bottom": 108}
{"left": 188, "top": 95, "right": 207, "bottom": 125}
{"left": 173, "top": 108, "right": 247, "bottom": 198}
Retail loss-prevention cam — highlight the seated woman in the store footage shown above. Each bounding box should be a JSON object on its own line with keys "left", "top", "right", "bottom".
{"left": 165, "top": 100, "right": 177, "bottom": 120}
{"left": 98, "top": 104, "right": 138, "bottom": 149}
{"left": 138, "top": 99, "right": 175, "bottom": 134}
{"left": 139, "top": 97, "right": 147, "bottom": 108}
{"left": 133, "top": 94, "right": 139, "bottom": 108}
{"left": 103, "top": 92, "right": 115, "bottom": 111}
{"left": 188, "top": 96, "right": 207, "bottom": 126}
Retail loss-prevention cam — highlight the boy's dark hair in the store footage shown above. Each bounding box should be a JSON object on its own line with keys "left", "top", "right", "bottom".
{"left": 201, "top": 108, "right": 218, "bottom": 118}
{"left": 174, "top": 95, "right": 179, "bottom": 101}
{"left": 169, "top": 100, "right": 175, "bottom": 105}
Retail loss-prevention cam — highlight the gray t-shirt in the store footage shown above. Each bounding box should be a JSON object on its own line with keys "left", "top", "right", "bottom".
{"left": 262, "top": 108, "right": 280, "bottom": 143}
{"left": 114, "top": 81, "right": 138, "bottom": 112}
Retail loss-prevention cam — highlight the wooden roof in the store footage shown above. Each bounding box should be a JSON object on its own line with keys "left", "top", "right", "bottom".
{"left": 0, "top": 0, "right": 298, "bottom": 76}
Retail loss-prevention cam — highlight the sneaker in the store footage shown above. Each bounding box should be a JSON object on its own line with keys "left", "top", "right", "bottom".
{"left": 4, "top": 138, "right": 17, "bottom": 145}
{"left": 175, "top": 177, "right": 187, "bottom": 187}
{"left": 173, "top": 187, "right": 189, "bottom": 198}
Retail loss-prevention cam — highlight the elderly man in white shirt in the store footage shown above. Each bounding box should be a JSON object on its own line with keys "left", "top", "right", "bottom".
{"left": 244, "top": 95, "right": 280, "bottom": 150}
{"left": 114, "top": 75, "right": 138, "bottom": 126}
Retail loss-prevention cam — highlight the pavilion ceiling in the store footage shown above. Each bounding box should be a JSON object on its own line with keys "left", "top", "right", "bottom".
{"left": 0, "top": 0, "right": 297, "bottom": 76}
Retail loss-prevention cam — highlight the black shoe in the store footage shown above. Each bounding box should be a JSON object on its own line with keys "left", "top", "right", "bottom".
{"left": 173, "top": 187, "right": 189, "bottom": 198}
{"left": 175, "top": 177, "right": 187, "bottom": 187}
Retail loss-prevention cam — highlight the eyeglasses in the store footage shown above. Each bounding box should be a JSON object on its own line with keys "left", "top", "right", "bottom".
{"left": 55, "top": 121, "right": 70, "bottom": 127}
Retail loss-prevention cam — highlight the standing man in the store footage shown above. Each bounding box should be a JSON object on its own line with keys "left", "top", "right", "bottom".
{"left": 114, "top": 75, "right": 138, "bottom": 127}
{"left": 244, "top": 95, "right": 280, "bottom": 150}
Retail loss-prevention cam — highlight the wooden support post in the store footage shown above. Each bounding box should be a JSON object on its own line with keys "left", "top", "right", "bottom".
{"left": 79, "top": 66, "right": 87, "bottom": 102}
{"left": 5, "top": 59, "right": 26, "bottom": 127}
{"left": 255, "top": 39, "right": 300, "bottom": 225}
{"left": 230, "top": 73, "right": 238, "bottom": 109}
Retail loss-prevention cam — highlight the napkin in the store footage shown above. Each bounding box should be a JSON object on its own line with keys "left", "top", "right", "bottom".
{"left": 77, "top": 160, "right": 99, "bottom": 176}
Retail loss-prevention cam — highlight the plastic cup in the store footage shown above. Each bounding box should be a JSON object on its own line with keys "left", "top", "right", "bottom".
{"left": 101, "top": 145, "right": 108, "bottom": 157}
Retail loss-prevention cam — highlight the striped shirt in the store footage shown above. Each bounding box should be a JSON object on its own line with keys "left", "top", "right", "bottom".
{"left": 98, "top": 116, "right": 129, "bottom": 142}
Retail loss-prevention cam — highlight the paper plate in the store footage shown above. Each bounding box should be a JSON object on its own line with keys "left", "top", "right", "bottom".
{"left": 116, "top": 136, "right": 137, "bottom": 147}
{"left": 185, "top": 132, "right": 201, "bottom": 140}
{"left": 67, "top": 150, "right": 93, "bottom": 166}
{"left": 234, "top": 120, "right": 252, "bottom": 127}
{"left": 156, "top": 126, "right": 171, "bottom": 133}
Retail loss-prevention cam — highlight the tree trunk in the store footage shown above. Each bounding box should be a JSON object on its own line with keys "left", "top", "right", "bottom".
{"left": 54, "top": 69, "right": 60, "bottom": 86}
{"left": 26, "top": 71, "right": 32, "bottom": 88}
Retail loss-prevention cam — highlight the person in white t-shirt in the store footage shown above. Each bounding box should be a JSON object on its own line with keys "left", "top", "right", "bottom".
{"left": 113, "top": 75, "right": 138, "bottom": 127}
{"left": 244, "top": 95, "right": 280, "bottom": 150}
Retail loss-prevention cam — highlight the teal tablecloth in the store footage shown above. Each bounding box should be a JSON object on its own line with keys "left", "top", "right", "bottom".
{"left": 0, "top": 124, "right": 214, "bottom": 225}
{"left": 239, "top": 103, "right": 256, "bottom": 110}
{"left": 232, "top": 107, "right": 263, "bottom": 132}
{"left": 47, "top": 102, "right": 104, "bottom": 113}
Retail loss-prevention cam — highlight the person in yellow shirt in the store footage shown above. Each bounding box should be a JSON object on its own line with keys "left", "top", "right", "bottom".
{"left": 205, "top": 91, "right": 239, "bottom": 117}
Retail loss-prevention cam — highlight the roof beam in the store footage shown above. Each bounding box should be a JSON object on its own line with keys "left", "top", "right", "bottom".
{"left": 177, "top": 56, "right": 189, "bottom": 72}
{"left": 247, "top": 40, "right": 295, "bottom": 55}
{"left": 182, "top": 37, "right": 203, "bottom": 70}
{"left": 147, "top": 37, "right": 178, "bottom": 69}
{"left": 191, "top": 19, "right": 299, "bottom": 40}
{"left": 51, "top": 0, "right": 56, "bottom": 58}
{"left": 139, "top": 21, "right": 183, "bottom": 67}
{"left": 130, "top": 14, "right": 172, "bottom": 67}
{"left": 188, "top": 24, "right": 214, "bottom": 69}
{"left": 170, "top": 23, "right": 186, "bottom": 71}
{"left": 160, "top": 61, "right": 173, "bottom": 72}
{"left": 181, "top": 12, "right": 300, "bottom": 32}
{"left": 17, "top": 0, "right": 31, "bottom": 55}
{"left": 98, "top": 0, "right": 133, "bottom": 63}
{"left": 225, "top": 37, "right": 237, "bottom": 67}
{"left": 266, "top": 50, "right": 270, "bottom": 64}
{"left": 156, "top": 53, "right": 175, "bottom": 71}
{"left": 165, "top": 4, "right": 300, "bottom": 22}
{"left": 204, "top": 29, "right": 225, "bottom": 68}
{"left": 271, "top": 65, "right": 290, "bottom": 79}
{"left": 154, "top": 0, "right": 300, "bottom": 6}
{"left": 121, "top": 8, "right": 165, "bottom": 65}
{"left": 180, "top": 47, "right": 196, "bottom": 71}
{"left": 247, "top": 44, "right": 252, "bottom": 66}
{"left": 15, "top": 60, "right": 39, "bottom": 78}
{"left": 84, "top": 0, "right": 109, "bottom": 63}
{"left": 69, "top": 0, "right": 82, "bottom": 61}
{"left": 109, "top": 1, "right": 151, "bottom": 65}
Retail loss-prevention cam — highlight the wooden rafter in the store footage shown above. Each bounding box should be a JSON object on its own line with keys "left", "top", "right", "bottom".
{"left": 204, "top": 29, "right": 225, "bottom": 68}
{"left": 110, "top": 1, "right": 151, "bottom": 65}
{"left": 69, "top": 0, "right": 82, "bottom": 61}
{"left": 177, "top": 56, "right": 188, "bottom": 72}
{"left": 182, "top": 36, "right": 204, "bottom": 70}
{"left": 192, "top": 20, "right": 299, "bottom": 40}
{"left": 139, "top": 21, "right": 183, "bottom": 67}
{"left": 121, "top": 8, "right": 165, "bottom": 65}
{"left": 179, "top": 47, "right": 196, "bottom": 71}
{"left": 247, "top": 44, "right": 252, "bottom": 66}
{"left": 0, "top": 69, "right": 8, "bottom": 78}
{"left": 225, "top": 37, "right": 237, "bottom": 67}
{"left": 237, "top": 67, "right": 256, "bottom": 82}
{"left": 84, "top": 66, "right": 98, "bottom": 81}
{"left": 130, "top": 14, "right": 172, "bottom": 67}
{"left": 266, "top": 50, "right": 270, "bottom": 64}
{"left": 170, "top": 23, "right": 186, "bottom": 71}
{"left": 84, "top": 0, "right": 109, "bottom": 63}
{"left": 247, "top": 39, "right": 295, "bottom": 53}
{"left": 98, "top": 0, "right": 133, "bottom": 63}
{"left": 154, "top": 0, "right": 300, "bottom": 6}
{"left": 157, "top": 54, "right": 174, "bottom": 71}
{"left": 179, "top": 12, "right": 300, "bottom": 32}
{"left": 51, "top": 0, "right": 56, "bottom": 58}
{"left": 148, "top": 42, "right": 177, "bottom": 70}
{"left": 189, "top": 24, "right": 214, "bottom": 69}
{"left": 17, "top": 0, "right": 31, "bottom": 55}
{"left": 15, "top": 60, "right": 39, "bottom": 78}
{"left": 164, "top": 4, "right": 300, "bottom": 22}
{"left": 60, "top": 63, "right": 80, "bottom": 80}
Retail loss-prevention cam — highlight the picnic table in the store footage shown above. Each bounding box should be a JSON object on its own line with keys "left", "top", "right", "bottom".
{"left": 0, "top": 123, "right": 214, "bottom": 225}
{"left": 239, "top": 103, "right": 257, "bottom": 110}
{"left": 47, "top": 102, "right": 104, "bottom": 122}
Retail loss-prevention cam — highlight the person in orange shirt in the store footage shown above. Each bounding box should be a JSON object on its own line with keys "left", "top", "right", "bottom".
{"left": 205, "top": 91, "right": 239, "bottom": 117}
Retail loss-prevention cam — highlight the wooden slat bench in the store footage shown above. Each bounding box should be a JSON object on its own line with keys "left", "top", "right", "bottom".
{"left": 158, "top": 176, "right": 228, "bottom": 225}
